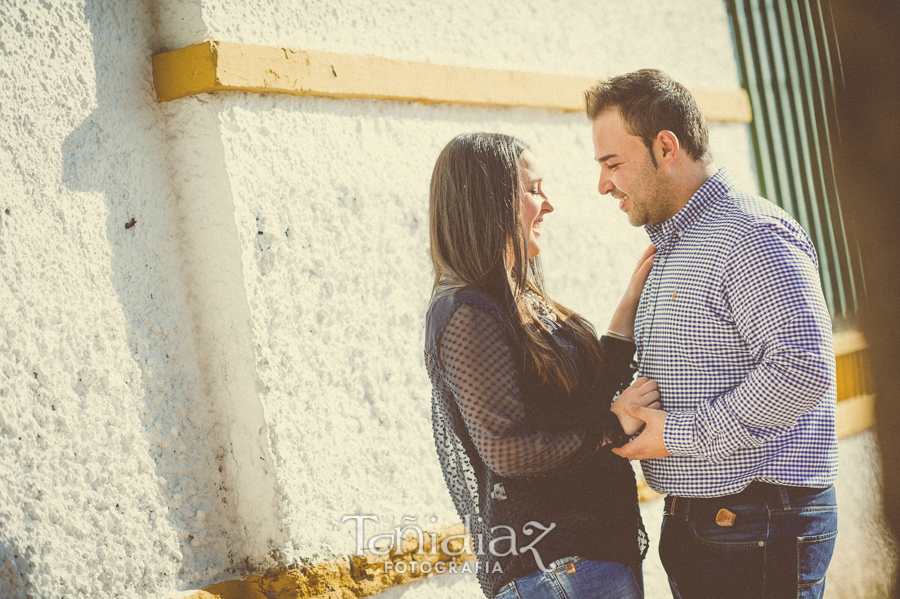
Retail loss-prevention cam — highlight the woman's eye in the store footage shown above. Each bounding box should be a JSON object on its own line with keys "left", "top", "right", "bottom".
{"left": 530, "top": 187, "right": 540, "bottom": 195}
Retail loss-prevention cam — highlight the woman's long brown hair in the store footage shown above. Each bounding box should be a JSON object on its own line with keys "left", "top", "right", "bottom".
{"left": 428, "top": 132, "right": 604, "bottom": 394}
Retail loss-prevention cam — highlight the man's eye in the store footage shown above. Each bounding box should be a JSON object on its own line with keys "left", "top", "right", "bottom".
{"left": 608, "top": 163, "right": 621, "bottom": 171}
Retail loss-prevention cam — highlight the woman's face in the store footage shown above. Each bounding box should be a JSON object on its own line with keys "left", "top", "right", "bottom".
{"left": 517, "top": 150, "right": 554, "bottom": 260}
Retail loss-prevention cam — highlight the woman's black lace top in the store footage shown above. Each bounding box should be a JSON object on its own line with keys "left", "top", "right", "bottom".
{"left": 425, "top": 288, "right": 648, "bottom": 598}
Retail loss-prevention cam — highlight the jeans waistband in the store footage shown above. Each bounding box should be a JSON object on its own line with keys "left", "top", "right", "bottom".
{"left": 666, "top": 481, "right": 828, "bottom": 517}
{"left": 546, "top": 556, "right": 580, "bottom": 570}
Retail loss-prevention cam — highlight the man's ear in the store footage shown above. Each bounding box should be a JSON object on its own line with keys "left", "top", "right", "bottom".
{"left": 655, "top": 130, "right": 680, "bottom": 167}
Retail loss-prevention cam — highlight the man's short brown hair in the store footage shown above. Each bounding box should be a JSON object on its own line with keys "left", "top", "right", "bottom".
{"left": 584, "top": 69, "right": 710, "bottom": 162}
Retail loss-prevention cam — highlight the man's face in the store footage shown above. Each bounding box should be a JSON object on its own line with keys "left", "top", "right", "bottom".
{"left": 591, "top": 110, "right": 677, "bottom": 226}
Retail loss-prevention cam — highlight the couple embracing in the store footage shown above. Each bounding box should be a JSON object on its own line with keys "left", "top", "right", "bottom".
{"left": 424, "top": 70, "right": 838, "bottom": 599}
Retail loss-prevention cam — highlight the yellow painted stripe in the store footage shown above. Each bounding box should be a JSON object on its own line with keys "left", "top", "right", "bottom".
{"left": 171, "top": 524, "right": 472, "bottom": 599}
{"left": 833, "top": 329, "right": 868, "bottom": 355}
{"left": 834, "top": 330, "right": 873, "bottom": 403}
{"left": 835, "top": 394, "right": 876, "bottom": 439}
{"left": 638, "top": 481, "right": 663, "bottom": 502}
{"left": 151, "top": 41, "right": 752, "bottom": 122}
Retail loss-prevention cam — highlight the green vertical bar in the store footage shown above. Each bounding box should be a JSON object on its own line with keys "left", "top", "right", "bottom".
{"left": 751, "top": 1, "right": 794, "bottom": 216}
{"left": 811, "top": 0, "right": 864, "bottom": 314}
{"left": 799, "top": 0, "right": 853, "bottom": 317}
{"left": 726, "top": 0, "right": 863, "bottom": 321}
{"left": 764, "top": 0, "right": 812, "bottom": 228}
{"left": 778, "top": 0, "right": 841, "bottom": 315}
{"left": 759, "top": 0, "right": 844, "bottom": 314}
{"left": 731, "top": 0, "right": 780, "bottom": 206}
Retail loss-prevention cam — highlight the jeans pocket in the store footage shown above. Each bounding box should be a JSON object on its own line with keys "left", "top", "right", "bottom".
{"left": 493, "top": 581, "right": 520, "bottom": 599}
{"left": 662, "top": 507, "right": 767, "bottom": 599}
{"left": 793, "top": 492, "right": 838, "bottom": 594}
{"left": 690, "top": 504, "right": 768, "bottom": 547}
{"left": 798, "top": 528, "right": 838, "bottom": 595}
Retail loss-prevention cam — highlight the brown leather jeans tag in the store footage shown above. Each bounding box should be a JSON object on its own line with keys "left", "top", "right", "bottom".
{"left": 716, "top": 508, "right": 737, "bottom": 527}
{"left": 565, "top": 561, "right": 577, "bottom": 574}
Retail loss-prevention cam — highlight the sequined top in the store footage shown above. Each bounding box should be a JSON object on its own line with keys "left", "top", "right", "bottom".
{"left": 425, "top": 288, "right": 648, "bottom": 598}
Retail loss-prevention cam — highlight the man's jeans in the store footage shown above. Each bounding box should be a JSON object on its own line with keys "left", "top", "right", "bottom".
{"left": 659, "top": 483, "right": 837, "bottom": 598}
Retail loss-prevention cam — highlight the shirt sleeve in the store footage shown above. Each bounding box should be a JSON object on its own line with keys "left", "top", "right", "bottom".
{"left": 438, "top": 301, "right": 604, "bottom": 476}
{"left": 663, "top": 222, "right": 836, "bottom": 461}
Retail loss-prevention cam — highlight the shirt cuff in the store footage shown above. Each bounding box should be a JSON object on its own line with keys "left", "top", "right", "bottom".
{"left": 595, "top": 409, "right": 630, "bottom": 448}
{"left": 662, "top": 409, "right": 697, "bottom": 456}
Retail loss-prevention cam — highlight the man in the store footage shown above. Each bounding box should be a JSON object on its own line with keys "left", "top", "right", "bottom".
{"left": 585, "top": 69, "right": 838, "bottom": 598}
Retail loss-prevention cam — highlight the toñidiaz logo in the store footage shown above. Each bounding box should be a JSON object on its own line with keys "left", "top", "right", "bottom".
{"left": 342, "top": 515, "right": 556, "bottom": 574}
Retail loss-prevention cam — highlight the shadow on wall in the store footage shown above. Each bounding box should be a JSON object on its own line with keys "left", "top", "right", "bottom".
{"left": 59, "top": 0, "right": 229, "bottom": 579}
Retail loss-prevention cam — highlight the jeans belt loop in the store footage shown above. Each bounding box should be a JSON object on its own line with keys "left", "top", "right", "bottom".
{"left": 778, "top": 486, "right": 792, "bottom": 511}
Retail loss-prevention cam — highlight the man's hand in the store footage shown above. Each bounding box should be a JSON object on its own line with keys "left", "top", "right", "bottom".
{"left": 612, "top": 404, "right": 672, "bottom": 459}
{"left": 611, "top": 377, "right": 661, "bottom": 435}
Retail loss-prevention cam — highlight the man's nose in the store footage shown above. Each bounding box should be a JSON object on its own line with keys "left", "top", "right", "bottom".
{"left": 598, "top": 174, "right": 614, "bottom": 195}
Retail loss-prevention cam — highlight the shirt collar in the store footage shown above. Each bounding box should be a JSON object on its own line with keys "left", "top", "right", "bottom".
{"left": 644, "top": 168, "right": 733, "bottom": 248}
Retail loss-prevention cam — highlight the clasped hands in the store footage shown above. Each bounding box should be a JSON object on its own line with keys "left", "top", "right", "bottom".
{"left": 609, "top": 377, "right": 671, "bottom": 460}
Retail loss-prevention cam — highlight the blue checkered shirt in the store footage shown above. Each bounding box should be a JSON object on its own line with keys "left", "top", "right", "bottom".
{"left": 636, "top": 169, "right": 838, "bottom": 497}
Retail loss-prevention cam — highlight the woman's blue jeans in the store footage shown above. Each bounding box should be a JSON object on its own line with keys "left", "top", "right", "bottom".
{"left": 493, "top": 557, "right": 643, "bottom": 599}
{"left": 659, "top": 484, "right": 838, "bottom": 598}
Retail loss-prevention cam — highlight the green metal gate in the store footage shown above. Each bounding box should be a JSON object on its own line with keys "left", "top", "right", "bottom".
{"left": 726, "top": 0, "right": 865, "bottom": 324}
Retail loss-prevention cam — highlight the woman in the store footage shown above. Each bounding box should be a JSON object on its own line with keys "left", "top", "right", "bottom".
{"left": 425, "top": 133, "right": 659, "bottom": 599}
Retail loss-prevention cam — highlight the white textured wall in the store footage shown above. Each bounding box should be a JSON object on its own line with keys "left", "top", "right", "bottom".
{"left": 0, "top": 1, "right": 231, "bottom": 597}
{"left": 152, "top": 0, "right": 739, "bottom": 90}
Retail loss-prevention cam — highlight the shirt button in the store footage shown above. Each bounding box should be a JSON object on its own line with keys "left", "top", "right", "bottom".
{"left": 658, "top": 257, "right": 666, "bottom": 265}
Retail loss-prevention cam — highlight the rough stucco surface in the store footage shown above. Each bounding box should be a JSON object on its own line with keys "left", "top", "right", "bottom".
{"left": 0, "top": 1, "right": 229, "bottom": 597}
{"left": 156, "top": 0, "right": 740, "bottom": 91}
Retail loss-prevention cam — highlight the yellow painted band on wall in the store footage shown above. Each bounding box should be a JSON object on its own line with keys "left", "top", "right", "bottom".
{"left": 152, "top": 41, "right": 752, "bottom": 122}
{"left": 174, "top": 523, "right": 472, "bottom": 599}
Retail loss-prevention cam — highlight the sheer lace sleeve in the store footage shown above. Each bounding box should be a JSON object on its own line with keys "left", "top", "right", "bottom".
{"left": 437, "top": 301, "right": 600, "bottom": 476}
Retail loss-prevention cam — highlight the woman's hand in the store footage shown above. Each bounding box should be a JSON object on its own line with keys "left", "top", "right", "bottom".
{"left": 611, "top": 377, "right": 661, "bottom": 435}
{"left": 607, "top": 244, "right": 657, "bottom": 339}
